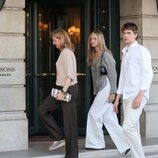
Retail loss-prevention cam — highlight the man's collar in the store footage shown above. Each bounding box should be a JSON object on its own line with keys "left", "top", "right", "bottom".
{"left": 122, "top": 41, "right": 138, "bottom": 54}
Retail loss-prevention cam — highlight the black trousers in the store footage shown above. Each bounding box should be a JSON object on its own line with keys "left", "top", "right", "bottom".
{"left": 39, "top": 84, "right": 78, "bottom": 158}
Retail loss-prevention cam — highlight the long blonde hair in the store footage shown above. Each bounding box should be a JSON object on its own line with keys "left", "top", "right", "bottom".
{"left": 87, "top": 30, "right": 111, "bottom": 66}
{"left": 51, "top": 28, "right": 74, "bottom": 52}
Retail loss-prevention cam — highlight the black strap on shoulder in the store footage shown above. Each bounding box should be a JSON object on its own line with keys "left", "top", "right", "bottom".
{"left": 100, "top": 52, "right": 104, "bottom": 65}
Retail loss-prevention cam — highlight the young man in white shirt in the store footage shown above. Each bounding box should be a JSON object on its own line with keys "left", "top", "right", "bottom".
{"left": 113, "top": 23, "right": 153, "bottom": 158}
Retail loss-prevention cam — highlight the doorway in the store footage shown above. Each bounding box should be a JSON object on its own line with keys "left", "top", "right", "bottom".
{"left": 26, "top": 0, "right": 92, "bottom": 136}
{"left": 25, "top": 0, "right": 120, "bottom": 137}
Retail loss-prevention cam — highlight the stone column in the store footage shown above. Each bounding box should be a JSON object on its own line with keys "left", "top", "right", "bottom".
{"left": 120, "top": 0, "right": 158, "bottom": 138}
{"left": 0, "top": 0, "right": 28, "bottom": 151}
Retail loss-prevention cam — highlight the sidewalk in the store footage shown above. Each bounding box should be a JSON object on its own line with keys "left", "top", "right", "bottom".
{"left": 0, "top": 135, "right": 158, "bottom": 158}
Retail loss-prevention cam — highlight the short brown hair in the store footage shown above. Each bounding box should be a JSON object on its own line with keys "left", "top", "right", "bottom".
{"left": 121, "top": 22, "right": 138, "bottom": 33}
{"left": 121, "top": 22, "right": 138, "bottom": 39}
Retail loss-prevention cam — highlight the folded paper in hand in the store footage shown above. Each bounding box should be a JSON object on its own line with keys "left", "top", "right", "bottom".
{"left": 51, "top": 88, "right": 72, "bottom": 102}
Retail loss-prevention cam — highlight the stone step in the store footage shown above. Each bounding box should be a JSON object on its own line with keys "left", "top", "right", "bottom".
{"left": 82, "top": 145, "right": 158, "bottom": 158}
{"left": 33, "top": 144, "right": 158, "bottom": 158}
{"left": 1, "top": 136, "right": 158, "bottom": 158}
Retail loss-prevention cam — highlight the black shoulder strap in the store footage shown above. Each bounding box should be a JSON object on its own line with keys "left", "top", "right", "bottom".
{"left": 100, "top": 53, "right": 104, "bottom": 65}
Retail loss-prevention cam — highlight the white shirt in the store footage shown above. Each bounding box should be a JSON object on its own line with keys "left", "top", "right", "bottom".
{"left": 117, "top": 41, "right": 153, "bottom": 99}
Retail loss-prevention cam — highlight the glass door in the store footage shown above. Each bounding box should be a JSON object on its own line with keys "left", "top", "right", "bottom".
{"left": 26, "top": 0, "right": 92, "bottom": 135}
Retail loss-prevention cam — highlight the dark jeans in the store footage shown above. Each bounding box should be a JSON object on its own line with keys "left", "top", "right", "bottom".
{"left": 39, "top": 84, "right": 78, "bottom": 158}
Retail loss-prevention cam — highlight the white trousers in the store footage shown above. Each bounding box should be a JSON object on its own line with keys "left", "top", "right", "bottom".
{"left": 85, "top": 79, "right": 129, "bottom": 153}
{"left": 123, "top": 95, "right": 147, "bottom": 158}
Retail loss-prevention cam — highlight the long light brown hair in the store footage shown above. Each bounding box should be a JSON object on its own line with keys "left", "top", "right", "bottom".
{"left": 87, "top": 30, "right": 111, "bottom": 66}
{"left": 51, "top": 28, "right": 74, "bottom": 52}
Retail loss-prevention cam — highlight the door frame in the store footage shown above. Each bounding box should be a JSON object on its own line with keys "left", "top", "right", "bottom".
{"left": 26, "top": 0, "right": 92, "bottom": 135}
{"left": 26, "top": 0, "right": 120, "bottom": 135}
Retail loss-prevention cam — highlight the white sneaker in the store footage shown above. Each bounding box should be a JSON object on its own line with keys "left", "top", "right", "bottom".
{"left": 49, "top": 139, "right": 65, "bottom": 150}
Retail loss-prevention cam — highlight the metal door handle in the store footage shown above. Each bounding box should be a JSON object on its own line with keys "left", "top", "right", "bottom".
{"left": 77, "top": 73, "right": 86, "bottom": 76}
{"left": 36, "top": 73, "right": 56, "bottom": 77}
{"left": 36, "top": 73, "right": 85, "bottom": 77}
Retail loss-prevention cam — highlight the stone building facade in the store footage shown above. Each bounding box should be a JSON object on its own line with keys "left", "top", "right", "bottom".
{"left": 0, "top": 0, "right": 158, "bottom": 152}
{"left": 0, "top": 0, "right": 28, "bottom": 151}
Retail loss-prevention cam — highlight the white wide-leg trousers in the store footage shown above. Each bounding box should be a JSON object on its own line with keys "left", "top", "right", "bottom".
{"left": 123, "top": 95, "right": 147, "bottom": 158}
{"left": 85, "top": 79, "right": 129, "bottom": 153}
